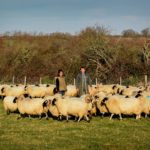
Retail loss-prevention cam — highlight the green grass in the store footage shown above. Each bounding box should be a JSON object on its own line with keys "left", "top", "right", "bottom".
{"left": 0, "top": 100, "right": 150, "bottom": 150}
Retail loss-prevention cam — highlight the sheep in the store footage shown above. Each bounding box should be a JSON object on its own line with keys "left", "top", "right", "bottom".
{"left": 65, "top": 85, "right": 78, "bottom": 97}
{"left": 135, "top": 92, "right": 150, "bottom": 118}
{"left": 44, "top": 95, "right": 61, "bottom": 118}
{"left": 26, "top": 84, "right": 56, "bottom": 98}
{"left": 88, "top": 85, "right": 99, "bottom": 96}
{"left": 100, "top": 94, "right": 147, "bottom": 120}
{"left": 1, "top": 85, "right": 26, "bottom": 97}
{"left": 26, "top": 86, "right": 46, "bottom": 98}
{"left": 52, "top": 94, "right": 94, "bottom": 122}
{"left": 94, "top": 92, "right": 109, "bottom": 117}
{"left": 39, "top": 84, "right": 55, "bottom": 96}
{"left": 119, "top": 86, "right": 141, "bottom": 97}
{"left": 92, "top": 84, "right": 125, "bottom": 95}
{"left": 17, "top": 96, "right": 51, "bottom": 119}
{"left": 3, "top": 96, "right": 18, "bottom": 114}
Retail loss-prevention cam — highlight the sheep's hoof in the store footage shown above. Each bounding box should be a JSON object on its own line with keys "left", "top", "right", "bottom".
{"left": 87, "top": 120, "right": 90, "bottom": 123}
{"left": 17, "top": 117, "right": 21, "bottom": 120}
{"left": 6, "top": 110, "right": 10, "bottom": 115}
{"left": 46, "top": 118, "right": 49, "bottom": 120}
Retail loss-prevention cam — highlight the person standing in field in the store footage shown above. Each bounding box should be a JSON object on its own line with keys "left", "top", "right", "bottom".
{"left": 55, "top": 69, "right": 67, "bottom": 96}
{"left": 76, "top": 66, "right": 92, "bottom": 97}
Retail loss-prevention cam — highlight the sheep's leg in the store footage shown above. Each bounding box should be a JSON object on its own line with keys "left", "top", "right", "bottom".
{"left": 145, "top": 114, "right": 148, "bottom": 118}
{"left": 136, "top": 115, "right": 138, "bottom": 119}
{"left": 85, "top": 115, "right": 90, "bottom": 123}
{"left": 66, "top": 115, "right": 69, "bottom": 122}
{"left": 45, "top": 113, "right": 48, "bottom": 120}
{"left": 6, "top": 109, "right": 10, "bottom": 115}
{"left": 138, "top": 114, "right": 141, "bottom": 119}
{"left": 39, "top": 115, "right": 42, "bottom": 120}
{"left": 119, "top": 114, "right": 122, "bottom": 120}
{"left": 136, "top": 114, "right": 141, "bottom": 119}
{"left": 57, "top": 115, "right": 61, "bottom": 121}
{"left": 78, "top": 116, "right": 82, "bottom": 122}
{"left": 109, "top": 114, "right": 114, "bottom": 120}
{"left": 101, "top": 112, "right": 105, "bottom": 118}
{"left": 29, "top": 115, "right": 31, "bottom": 120}
{"left": 88, "top": 113, "right": 92, "bottom": 119}
{"left": 17, "top": 114, "right": 23, "bottom": 120}
{"left": 58, "top": 115, "right": 62, "bottom": 121}
{"left": 74, "top": 116, "right": 78, "bottom": 122}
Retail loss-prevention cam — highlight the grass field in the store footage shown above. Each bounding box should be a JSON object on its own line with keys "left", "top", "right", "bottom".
{"left": 0, "top": 100, "right": 150, "bottom": 150}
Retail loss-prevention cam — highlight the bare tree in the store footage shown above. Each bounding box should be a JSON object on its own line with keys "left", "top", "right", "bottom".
{"left": 141, "top": 28, "right": 150, "bottom": 37}
{"left": 122, "top": 29, "right": 139, "bottom": 37}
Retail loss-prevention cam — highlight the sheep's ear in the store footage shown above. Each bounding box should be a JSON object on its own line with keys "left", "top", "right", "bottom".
{"left": 101, "top": 97, "right": 108, "bottom": 106}
{"left": 120, "top": 90, "right": 123, "bottom": 95}
{"left": 138, "top": 90, "right": 142, "bottom": 94}
{"left": 135, "top": 93, "right": 141, "bottom": 98}
{"left": 112, "top": 85, "right": 116, "bottom": 89}
{"left": 85, "top": 96, "right": 92, "bottom": 103}
{"left": 46, "top": 84, "right": 50, "bottom": 87}
{"left": 117, "top": 88, "right": 120, "bottom": 94}
{"left": 23, "top": 94, "right": 29, "bottom": 98}
{"left": 52, "top": 98, "right": 57, "bottom": 106}
{"left": 13, "top": 97, "right": 18, "bottom": 103}
{"left": 24, "top": 85, "right": 28, "bottom": 90}
{"left": 1, "top": 87, "right": 5, "bottom": 93}
{"left": 1, "top": 96, "right": 5, "bottom": 101}
{"left": 94, "top": 95, "right": 99, "bottom": 100}
{"left": 43, "top": 100, "right": 48, "bottom": 107}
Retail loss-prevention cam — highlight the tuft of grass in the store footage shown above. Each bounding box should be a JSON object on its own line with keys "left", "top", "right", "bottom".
{"left": 0, "top": 100, "right": 150, "bottom": 150}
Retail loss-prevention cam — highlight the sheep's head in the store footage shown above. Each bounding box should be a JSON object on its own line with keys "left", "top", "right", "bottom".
{"left": 135, "top": 93, "right": 142, "bottom": 98}
{"left": 1, "top": 87, "right": 5, "bottom": 93}
{"left": 94, "top": 92, "right": 106, "bottom": 102}
{"left": 13, "top": 97, "right": 18, "bottom": 103}
{"left": 101, "top": 97, "right": 108, "bottom": 106}
{"left": 119, "top": 90, "right": 124, "bottom": 95}
{"left": 85, "top": 95, "right": 93, "bottom": 103}
{"left": 43, "top": 100, "right": 51, "bottom": 108}
{"left": 52, "top": 98, "right": 57, "bottom": 106}
{"left": 112, "top": 85, "right": 117, "bottom": 90}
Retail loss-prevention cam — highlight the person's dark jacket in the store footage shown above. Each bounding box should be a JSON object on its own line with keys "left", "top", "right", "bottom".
{"left": 76, "top": 73, "right": 92, "bottom": 96}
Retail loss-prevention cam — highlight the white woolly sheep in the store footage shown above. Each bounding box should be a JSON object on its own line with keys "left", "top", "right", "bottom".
{"left": 100, "top": 94, "right": 146, "bottom": 120}
{"left": 52, "top": 94, "right": 94, "bottom": 122}
{"left": 17, "top": 96, "right": 51, "bottom": 119}
{"left": 3, "top": 96, "right": 18, "bottom": 114}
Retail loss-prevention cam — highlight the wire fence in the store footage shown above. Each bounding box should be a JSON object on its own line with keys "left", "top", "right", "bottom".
{"left": 0, "top": 75, "right": 149, "bottom": 87}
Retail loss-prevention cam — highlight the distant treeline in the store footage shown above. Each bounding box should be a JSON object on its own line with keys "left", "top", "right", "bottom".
{"left": 0, "top": 26, "right": 150, "bottom": 85}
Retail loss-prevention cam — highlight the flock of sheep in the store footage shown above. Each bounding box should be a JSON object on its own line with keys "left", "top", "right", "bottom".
{"left": 0, "top": 83, "right": 150, "bottom": 122}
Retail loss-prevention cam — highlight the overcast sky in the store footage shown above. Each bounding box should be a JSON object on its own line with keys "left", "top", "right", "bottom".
{"left": 0, "top": 0, "right": 150, "bottom": 35}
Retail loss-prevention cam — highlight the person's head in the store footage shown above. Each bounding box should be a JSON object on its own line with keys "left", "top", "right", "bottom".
{"left": 80, "top": 66, "right": 86, "bottom": 74}
{"left": 57, "top": 69, "right": 64, "bottom": 77}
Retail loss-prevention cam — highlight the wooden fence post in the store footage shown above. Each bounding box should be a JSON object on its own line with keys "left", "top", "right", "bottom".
{"left": 39, "top": 77, "right": 42, "bottom": 84}
{"left": 74, "top": 78, "right": 76, "bottom": 86}
{"left": 12, "top": 76, "right": 15, "bottom": 85}
{"left": 145, "top": 75, "right": 148, "bottom": 87}
{"left": 120, "top": 76, "right": 122, "bottom": 85}
{"left": 24, "top": 76, "right": 27, "bottom": 85}
{"left": 96, "top": 78, "right": 98, "bottom": 85}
